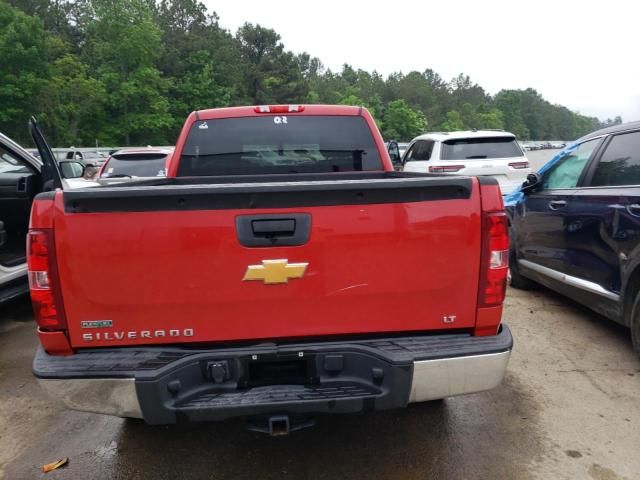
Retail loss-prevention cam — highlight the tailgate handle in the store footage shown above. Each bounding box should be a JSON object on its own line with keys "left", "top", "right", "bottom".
{"left": 236, "top": 214, "right": 311, "bottom": 247}
{"left": 252, "top": 219, "right": 296, "bottom": 237}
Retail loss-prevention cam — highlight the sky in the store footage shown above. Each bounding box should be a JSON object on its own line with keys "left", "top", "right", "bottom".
{"left": 205, "top": 0, "right": 640, "bottom": 122}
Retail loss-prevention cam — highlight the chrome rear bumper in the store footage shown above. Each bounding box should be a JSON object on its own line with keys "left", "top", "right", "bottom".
{"left": 38, "top": 377, "right": 142, "bottom": 418}
{"left": 409, "top": 351, "right": 510, "bottom": 402}
{"left": 38, "top": 351, "right": 511, "bottom": 418}
{"left": 35, "top": 326, "right": 512, "bottom": 423}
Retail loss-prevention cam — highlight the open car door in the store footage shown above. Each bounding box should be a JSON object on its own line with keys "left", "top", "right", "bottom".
{"left": 28, "top": 117, "right": 63, "bottom": 191}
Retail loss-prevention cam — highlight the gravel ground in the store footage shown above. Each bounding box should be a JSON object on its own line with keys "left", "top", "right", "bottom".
{"left": 1, "top": 282, "right": 639, "bottom": 480}
{"left": 0, "top": 147, "right": 632, "bottom": 480}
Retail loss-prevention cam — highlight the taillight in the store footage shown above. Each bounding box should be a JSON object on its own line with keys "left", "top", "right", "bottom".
{"left": 254, "top": 105, "right": 305, "bottom": 113}
{"left": 429, "top": 165, "right": 465, "bottom": 173}
{"left": 27, "top": 230, "right": 67, "bottom": 330}
{"left": 478, "top": 212, "right": 509, "bottom": 307}
{"left": 508, "top": 161, "right": 529, "bottom": 169}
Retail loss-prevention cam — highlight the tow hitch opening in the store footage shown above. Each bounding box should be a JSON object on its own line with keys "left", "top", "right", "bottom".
{"left": 247, "top": 414, "right": 316, "bottom": 436}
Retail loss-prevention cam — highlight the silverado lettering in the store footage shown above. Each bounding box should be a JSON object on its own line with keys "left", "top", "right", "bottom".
{"left": 28, "top": 105, "right": 512, "bottom": 433}
{"left": 82, "top": 329, "right": 195, "bottom": 342}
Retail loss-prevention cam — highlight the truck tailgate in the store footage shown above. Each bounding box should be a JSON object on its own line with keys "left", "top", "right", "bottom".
{"left": 53, "top": 176, "right": 482, "bottom": 348}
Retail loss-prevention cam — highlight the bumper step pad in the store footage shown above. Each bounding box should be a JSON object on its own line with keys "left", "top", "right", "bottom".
{"left": 180, "top": 383, "right": 379, "bottom": 409}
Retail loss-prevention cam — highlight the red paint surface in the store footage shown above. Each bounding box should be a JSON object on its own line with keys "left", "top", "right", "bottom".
{"left": 38, "top": 329, "right": 73, "bottom": 355}
{"left": 49, "top": 188, "right": 484, "bottom": 348}
{"left": 473, "top": 306, "right": 504, "bottom": 336}
{"left": 29, "top": 197, "right": 55, "bottom": 228}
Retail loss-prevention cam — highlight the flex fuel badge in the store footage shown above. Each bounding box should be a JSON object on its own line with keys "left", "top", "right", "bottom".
{"left": 81, "top": 320, "right": 113, "bottom": 329}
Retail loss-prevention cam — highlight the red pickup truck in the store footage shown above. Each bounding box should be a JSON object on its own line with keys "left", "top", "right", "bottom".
{"left": 29, "top": 105, "right": 512, "bottom": 433}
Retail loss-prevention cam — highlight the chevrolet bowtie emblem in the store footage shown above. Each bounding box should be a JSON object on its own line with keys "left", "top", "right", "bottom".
{"left": 243, "top": 259, "right": 309, "bottom": 284}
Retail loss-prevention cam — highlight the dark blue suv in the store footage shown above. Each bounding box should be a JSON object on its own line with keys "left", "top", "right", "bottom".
{"left": 505, "top": 121, "right": 640, "bottom": 357}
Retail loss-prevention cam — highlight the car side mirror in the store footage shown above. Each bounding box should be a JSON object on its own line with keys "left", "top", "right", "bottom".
{"left": 59, "top": 160, "right": 86, "bottom": 179}
{"left": 521, "top": 172, "right": 541, "bottom": 193}
{"left": 387, "top": 141, "right": 401, "bottom": 165}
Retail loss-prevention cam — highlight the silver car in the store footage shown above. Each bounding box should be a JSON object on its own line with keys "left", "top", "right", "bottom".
{"left": 96, "top": 148, "right": 171, "bottom": 185}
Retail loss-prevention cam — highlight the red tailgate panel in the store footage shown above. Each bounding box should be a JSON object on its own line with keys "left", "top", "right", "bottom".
{"left": 53, "top": 193, "right": 482, "bottom": 348}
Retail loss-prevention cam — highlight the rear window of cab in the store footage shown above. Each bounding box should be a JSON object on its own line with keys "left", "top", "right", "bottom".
{"left": 178, "top": 115, "right": 382, "bottom": 176}
{"left": 441, "top": 137, "right": 523, "bottom": 160}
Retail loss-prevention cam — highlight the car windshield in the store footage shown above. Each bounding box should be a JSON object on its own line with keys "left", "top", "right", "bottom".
{"left": 101, "top": 154, "right": 167, "bottom": 178}
{"left": 441, "top": 137, "right": 523, "bottom": 160}
{"left": 178, "top": 115, "right": 382, "bottom": 176}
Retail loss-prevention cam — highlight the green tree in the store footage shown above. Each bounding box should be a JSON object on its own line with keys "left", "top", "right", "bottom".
{"left": 441, "top": 111, "right": 465, "bottom": 132}
{"left": 40, "top": 54, "right": 106, "bottom": 146}
{"left": 156, "top": 0, "right": 243, "bottom": 131}
{"left": 7, "top": 0, "right": 79, "bottom": 44}
{"left": 3, "top": 1, "right": 621, "bottom": 146}
{"left": 85, "top": 0, "right": 172, "bottom": 145}
{"left": 476, "top": 108, "right": 505, "bottom": 130}
{"left": 389, "top": 71, "right": 435, "bottom": 112}
{"left": 0, "top": 2, "right": 48, "bottom": 143}
{"left": 450, "top": 74, "right": 488, "bottom": 111}
{"left": 382, "top": 100, "right": 427, "bottom": 141}
{"left": 236, "top": 23, "right": 308, "bottom": 104}
{"left": 171, "top": 50, "right": 232, "bottom": 111}
{"left": 494, "top": 90, "right": 530, "bottom": 139}
{"left": 459, "top": 103, "right": 478, "bottom": 129}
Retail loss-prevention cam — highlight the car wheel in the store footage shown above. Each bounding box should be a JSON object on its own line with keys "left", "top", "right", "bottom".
{"left": 630, "top": 293, "right": 640, "bottom": 358}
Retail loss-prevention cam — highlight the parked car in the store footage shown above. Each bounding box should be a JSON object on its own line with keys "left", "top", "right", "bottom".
{"left": 0, "top": 129, "right": 92, "bottom": 303}
{"left": 96, "top": 148, "right": 171, "bottom": 185}
{"left": 506, "top": 120, "right": 640, "bottom": 357}
{"left": 397, "top": 142, "right": 409, "bottom": 158}
{"left": 63, "top": 148, "right": 108, "bottom": 178}
{"left": 384, "top": 142, "right": 410, "bottom": 170}
{"left": 63, "top": 148, "right": 108, "bottom": 166}
{"left": 28, "top": 105, "right": 511, "bottom": 433}
{"left": 401, "top": 130, "right": 531, "bottom": 195}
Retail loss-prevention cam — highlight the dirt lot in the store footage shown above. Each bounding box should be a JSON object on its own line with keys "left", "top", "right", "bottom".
{"left": 1, "top": 283, "right": 639, "bottom": 480}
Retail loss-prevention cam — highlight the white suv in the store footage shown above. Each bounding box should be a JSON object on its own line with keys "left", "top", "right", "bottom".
{"left": 401, "top": 130, "right": 530, "bottom": 195}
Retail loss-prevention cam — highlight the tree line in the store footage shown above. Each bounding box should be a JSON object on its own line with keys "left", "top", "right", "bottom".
{"left": 1, "top": 0, "right": 623, "bottom": 147}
